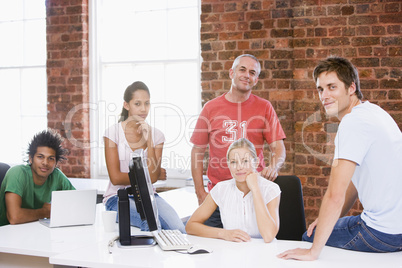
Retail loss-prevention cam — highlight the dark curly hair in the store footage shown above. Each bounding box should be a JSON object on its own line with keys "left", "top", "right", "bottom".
{"left": 27, "top": 129, "right": 68, "bottom": 163}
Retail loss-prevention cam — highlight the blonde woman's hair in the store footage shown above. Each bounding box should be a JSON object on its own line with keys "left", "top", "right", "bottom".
{"left": 226, "top": 138, "right": 258, "bottom": 167}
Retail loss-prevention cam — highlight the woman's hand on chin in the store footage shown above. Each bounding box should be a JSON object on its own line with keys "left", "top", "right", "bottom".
{"left": 136, "top": 120, "right": 151, "bottom": 140}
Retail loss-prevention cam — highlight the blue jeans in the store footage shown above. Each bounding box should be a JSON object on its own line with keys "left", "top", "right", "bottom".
{"left": 105, "top": 193, "right": 186, "bottom": 233}
{"left": 303, "top": 215, "right": 402, "bottom": 253}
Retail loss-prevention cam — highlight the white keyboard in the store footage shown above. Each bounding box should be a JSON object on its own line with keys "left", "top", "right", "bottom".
{"left": 153, "top": 229, "right": 192, "bottom": 251}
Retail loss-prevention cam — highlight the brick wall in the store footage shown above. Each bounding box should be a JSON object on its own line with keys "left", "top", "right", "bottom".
{"left": 46, "top": 0, "right": 90, "bottom": 178}
{"left": 45, "top": 0, "right": 401, "bottom": 225}
{"left": 200, "top": 0, "right": 401, "bottom": 225}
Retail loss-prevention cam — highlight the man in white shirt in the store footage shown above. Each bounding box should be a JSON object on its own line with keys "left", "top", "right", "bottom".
{"left": 278, "top": 56, "right": 402, "bottom": 260}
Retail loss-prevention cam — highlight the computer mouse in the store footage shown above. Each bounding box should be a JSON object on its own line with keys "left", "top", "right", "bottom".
{"left": 187, "top": 245, "right": 212, "bottom": 254}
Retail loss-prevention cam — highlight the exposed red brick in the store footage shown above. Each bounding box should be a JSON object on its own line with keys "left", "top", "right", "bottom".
{"left": 46, "top": 0, "right": 89, "bottom": 178}
{"left": 379, "top": 14, "right": 402, "bottom": 24}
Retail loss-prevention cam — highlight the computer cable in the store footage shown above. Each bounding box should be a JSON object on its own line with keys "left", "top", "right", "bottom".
{"left": 108, "top": 236, "right": 119, "bottom": 254}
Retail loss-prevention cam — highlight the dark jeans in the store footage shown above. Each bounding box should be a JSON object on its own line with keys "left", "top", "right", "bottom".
{"left": 303, "top": 215, "right": 402, "bottom": 253}
{"left": 203, "top": 207, "right": 223, "bottom": 228}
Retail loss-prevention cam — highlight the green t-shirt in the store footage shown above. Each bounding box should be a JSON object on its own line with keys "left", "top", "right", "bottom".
{"left": 0, "top": 164, "right": 75, "bottom": 226}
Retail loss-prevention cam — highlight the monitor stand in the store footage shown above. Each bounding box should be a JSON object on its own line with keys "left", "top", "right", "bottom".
{"left": 117, "top": 187, "right": 156, "bottom": 247}
{"left": 116, "top": 236, "right": 156, "bottom": 248}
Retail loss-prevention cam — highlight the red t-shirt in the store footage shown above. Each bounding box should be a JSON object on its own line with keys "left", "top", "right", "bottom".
{"left": 190, "top": 93, "right": 286, "bottom": 191}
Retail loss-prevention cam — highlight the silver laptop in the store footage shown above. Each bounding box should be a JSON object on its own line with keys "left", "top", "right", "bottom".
{"left": 39, "top": 189, "right": 97, "bottom": 228}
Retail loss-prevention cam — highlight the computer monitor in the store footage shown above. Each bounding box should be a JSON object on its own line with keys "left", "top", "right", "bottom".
{"left": 118, "top": 149, "right": 161, "bottom": 247}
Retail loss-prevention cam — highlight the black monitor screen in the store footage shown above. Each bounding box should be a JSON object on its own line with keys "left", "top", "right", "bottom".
{"left": 128, "top": 150, "right": 161, "bottom": 232}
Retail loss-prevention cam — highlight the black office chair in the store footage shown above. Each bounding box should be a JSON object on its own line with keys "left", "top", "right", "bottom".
{"left": 0, "top": 162, "right": 11, "bottom": 187}
{"left": 274, "top": 175, "right": 306, "bottom": 241}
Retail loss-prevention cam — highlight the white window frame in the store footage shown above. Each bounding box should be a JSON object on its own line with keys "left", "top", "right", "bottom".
{"left": 0, "top": 0, "right": 47, "bottom": 166}
{"left": 89, "top": 0, "right": 201, "bottom": 180}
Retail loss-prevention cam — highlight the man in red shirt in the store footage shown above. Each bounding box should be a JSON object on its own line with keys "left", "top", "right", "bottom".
{"left": 190, "top": 54, "right": 286, "bottom": 227}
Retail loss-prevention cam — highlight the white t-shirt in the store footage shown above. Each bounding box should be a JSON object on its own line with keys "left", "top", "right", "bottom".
{"left": 334, "top": 101, "right": 402, "bottom": 234}
{"left": 210, "top": 176, "right": 281, "bottom": 238}
{"left": 102, "top": 122, "right": 165, "bottom": 203}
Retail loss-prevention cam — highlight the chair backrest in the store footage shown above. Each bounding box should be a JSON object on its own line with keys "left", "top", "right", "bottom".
{"left": 273, "top": 175, "right": 306, "bottom": 241}
{"left": 0, "top": 162, "right": 11, "bottom": 187}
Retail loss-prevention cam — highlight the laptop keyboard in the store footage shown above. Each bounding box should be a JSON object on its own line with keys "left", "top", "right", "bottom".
{"left": 153, "top": 229, "right": 192, "bottom": 251}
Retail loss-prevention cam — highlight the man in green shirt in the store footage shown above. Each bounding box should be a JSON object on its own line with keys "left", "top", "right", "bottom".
{"left": 0, "top": 129, "right": 75, "bottom": 226}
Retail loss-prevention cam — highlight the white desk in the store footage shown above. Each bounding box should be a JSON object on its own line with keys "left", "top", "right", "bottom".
{"left": 67, "top": 178, "right": 196, "bottom": 206}
{"left": 67, "top": 177, "right": 193, "bottom": 195}
{"left": 0, "top": 187, "right": 199, "bottom": 267}
{"left": 157, "top": 187, "right": 199, "bottom": 221}
{"left": 1, "top": 188, "right": 401, "bottom": 268}
{"left": 49, "top": 235, "right": 402, "bottom": 268}
{"left": 0, "top": 204, "right": 116, "bottom": 268}
{"left": 69, "top": 178, "right": 109, "bottom": 195}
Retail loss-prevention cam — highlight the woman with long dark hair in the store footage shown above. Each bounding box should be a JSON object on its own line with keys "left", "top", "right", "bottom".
{"left": 103, "top": 81, "right": 185, "bottom": 232}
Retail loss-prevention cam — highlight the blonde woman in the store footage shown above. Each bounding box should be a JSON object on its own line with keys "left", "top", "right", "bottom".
{"left": 186, "top": 138, "right": 280, "bottom": 242}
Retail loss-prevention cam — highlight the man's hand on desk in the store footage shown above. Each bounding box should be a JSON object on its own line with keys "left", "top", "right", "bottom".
{"left": 277, "top": 247, "right": 319, "bottom": 261}
{"left": 277, "top": 218, "right": 321, "bottom": 261}
{"left": 42, "top": 202, "right": 51, "bottom": 217}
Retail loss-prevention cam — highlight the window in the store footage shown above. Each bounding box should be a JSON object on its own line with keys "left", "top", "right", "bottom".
{"left": 90, "top": 0, "right": 201, "bottom": 179}
{"left": 0, "top": 0, "right": 46, "bottom": 165}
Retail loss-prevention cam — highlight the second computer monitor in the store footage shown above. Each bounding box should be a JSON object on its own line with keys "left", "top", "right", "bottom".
{"left": 128, "top": 149, "right": 161, "bottom": 232}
